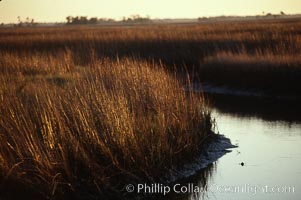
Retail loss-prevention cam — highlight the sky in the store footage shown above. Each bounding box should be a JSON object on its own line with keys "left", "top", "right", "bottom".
{"left": 0, "top": 0, "right": 301, "bottom": 23}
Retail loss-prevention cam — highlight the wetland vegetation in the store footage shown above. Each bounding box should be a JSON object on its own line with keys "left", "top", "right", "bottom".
{"left": 0, "top": 17, "right": 301, "bottom": 199}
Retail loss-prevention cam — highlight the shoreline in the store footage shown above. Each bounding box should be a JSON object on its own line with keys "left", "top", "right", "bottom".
{"left": 188, "top": 83, "right": 300, "bottom": 101}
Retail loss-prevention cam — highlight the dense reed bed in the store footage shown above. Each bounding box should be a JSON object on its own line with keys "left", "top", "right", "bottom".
{"left": 1, "top": 19, "right": 301, "bottom": 95}
{"left": 0, "top": 51, "right": 213, "bottom": 199}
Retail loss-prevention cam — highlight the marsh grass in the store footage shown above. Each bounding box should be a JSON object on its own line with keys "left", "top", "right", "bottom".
{"left": 199, "top": 51, "right": 301, "bottom": 95}
{"left": 0, "top": 52, "right": 212, "bottom": 199}
{"left": 1, "top": 18, "right": 301, "bottom": 198}
{"left": 1, "top": 19, "right": 301, "bottom": 95}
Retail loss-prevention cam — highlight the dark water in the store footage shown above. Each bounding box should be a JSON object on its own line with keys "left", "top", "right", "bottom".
{"left": 183, "top": 95, "right": 301, "bottom": 200}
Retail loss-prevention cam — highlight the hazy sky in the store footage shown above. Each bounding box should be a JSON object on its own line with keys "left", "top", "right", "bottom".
{"left": 0, "top": 0, "right": 301, "bottom": 23}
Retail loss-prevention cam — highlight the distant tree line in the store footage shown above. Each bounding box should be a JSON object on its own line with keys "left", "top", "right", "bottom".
{"left": 66, "top": 15, "right": 152, "bottom": 25}
{"left": 198, "top": 11, "right": 287, "bottom": 22}
{"left": 121, "top": 15, "right": 152, "bottom": 23}
{"left": 264, "top": 11, "right": 286, "bottom": 18}
{"left": 66, "top": 16, "right": 115, "bottom": 24}
{"left": 15, "top": 16, "right": 37, "bottom": 27}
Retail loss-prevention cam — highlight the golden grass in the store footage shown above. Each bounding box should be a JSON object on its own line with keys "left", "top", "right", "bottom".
{"left": 1, "top": 18, "right": 300, "bottom": 198}
{"left": 0, "top": 51, "right": 212, "bottom": 198}
{"left": 1, "top": 19, "right": 300, "bottom": 95}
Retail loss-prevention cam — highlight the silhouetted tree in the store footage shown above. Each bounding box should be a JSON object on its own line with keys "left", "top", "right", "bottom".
{"left": 80, "top": 16, "right": 88, "bottom": 24}
{"left": 89, "top": 17, "right": 98, "bottom": 24}
{"left": 66, "top": 16, "right": 72, "bottom": 24}
{"left": 17, "top": 16, "right": 22, "bottom": 27}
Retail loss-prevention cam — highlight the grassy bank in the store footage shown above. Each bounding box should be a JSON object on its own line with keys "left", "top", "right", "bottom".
{"left": 0, "top": 52, "right": 213, "bottom": 199}
{"left": 0, "top": 18, "right": 300, "bottom": 198}
{"left": 1, "top": 19, "right": 301, "bottom": 96}
{"left": 199, "top": 51, "right": 301, "bottom": 95}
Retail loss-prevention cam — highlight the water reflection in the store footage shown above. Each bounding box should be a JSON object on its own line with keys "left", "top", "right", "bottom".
{"left": 125, "top": 94, "right": 301, "bottom": 200}
{"left": 206, "top": 93, "right": 301, "bottom": 122}
{"left": 183, "top": 94, "right": 301, "bottom": 200}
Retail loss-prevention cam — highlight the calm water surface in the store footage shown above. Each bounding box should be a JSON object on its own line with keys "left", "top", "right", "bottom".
{"left": 185, "top": 96, "right": 301, "bottom": 200}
